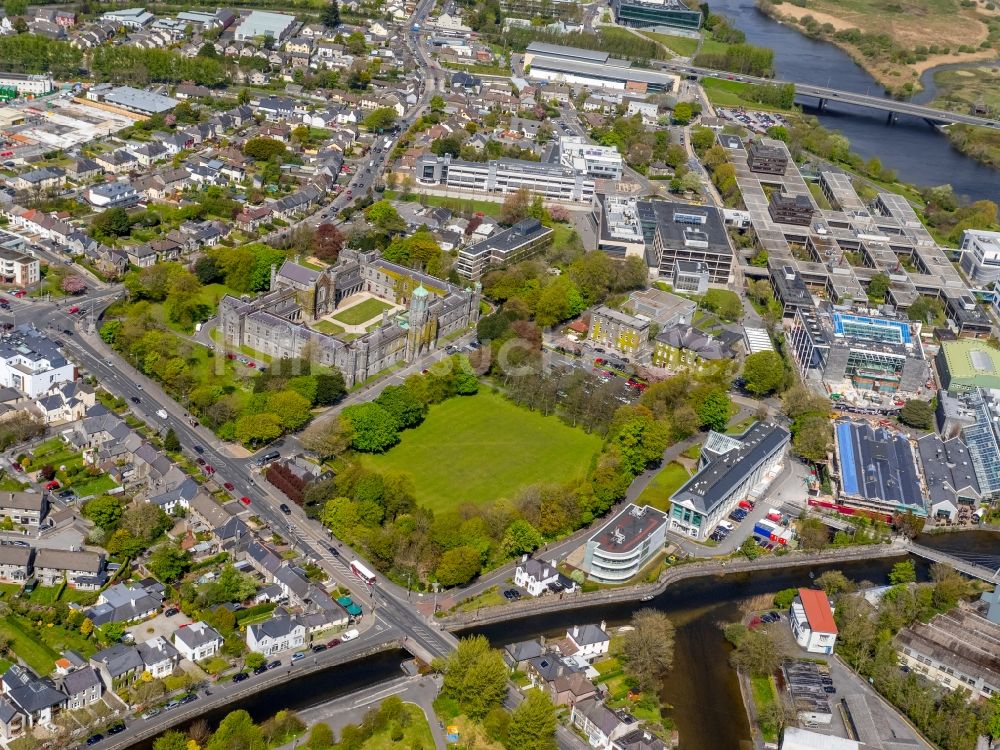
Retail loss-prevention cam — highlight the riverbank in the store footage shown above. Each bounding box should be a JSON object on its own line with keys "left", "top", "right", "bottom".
{"left": 755, "top": 0, "right": 999, "bottom": 96}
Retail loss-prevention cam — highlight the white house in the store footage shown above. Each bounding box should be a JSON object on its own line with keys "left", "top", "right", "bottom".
{"left": 790, "top": 588, "right": 838, "bottom": 655}
{"left": 565, "top": 623, "right": 610, "bottom": 663}
{"left": 0, "top": 333, "right": 75, "bottom": 398}
{"left": 570, "top": 697, "right": 629, "bottom": 749}
{"left": 173, "top": 622, "right": 223, "bottom": 662}
{"left": 137, "top": 636, "right": 180, "bottom": 678}
{"left": 246, "top": 613, "right": 306, "bottom": 656}
{"left": 514, "top": 558, "right": 575, "bottom": 598}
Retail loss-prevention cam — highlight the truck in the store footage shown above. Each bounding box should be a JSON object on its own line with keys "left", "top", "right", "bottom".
{"left": 753, "top": 519, "right": 777, "bottom": 538}
{"left": 350, "top": 560, "right": 376, "bottom": 585}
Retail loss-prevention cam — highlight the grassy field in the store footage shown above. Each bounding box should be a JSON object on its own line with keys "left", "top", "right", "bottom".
{"left": 751, "top": 674, "right": 779, "bottom": 743}
{"left": 2, "top": 615, "right": 62, "bottom": 674}
{"left": 31, "top": 438, "right": 84, "bottom": 473}
{"left": 383, "top": 190, "right": 503, "bottom": 218}
{"left": 349, "top": 704, "right": 434, "bottom": 749}
{"left": 361, "top": 391, "right": 602, "bottom": 512}
{"left": 701, "top": 78, "right": 792, "bottom": 112}
{"left": 932, "top": 65, "right": 1000, "bottom": 113}
{"left": 636, "top": 462, "right": 690, "bottom": 511}
{"left": 312, "top": 320, "right": 346, "bottom": 335}
{"left": 332, "top": 298, "right": 394, "bottom": 326}
{"left": 641, "top": 30, "right": 699, "bottom": 57}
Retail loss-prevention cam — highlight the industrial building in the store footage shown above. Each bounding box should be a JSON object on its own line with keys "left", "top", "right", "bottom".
{"left": 456, "top": 219, "right": 553, "bottom": 281}
{"left": 0, "top": 73, "right": 53, "bottom": 96}
{"left": 233, "top": 10, "right": 297, "bottom": 41}
{"left": 558, "top": 136, "right": 623, "bottom": 181}
{"left": 936, "top": 339, "right": 1000, "bottom": 392}
{"left": 787, "top": 307, "right": 928, "bottom": 395}
{"left": 580, "top": 504, "right": 667, "bottom": 582}
{"left": 669, "top": 423, "right": 789, "bottom": 541}
{"left": 833, "top": 420, "right": 924, "bottom": 516}
{"left": 523, "top": 42, "right": 677, "bottom": 93}
{"left": 415, "top": 154, "right": 595, "bottom": 204}
{"left": 86, "top": 85, "right": 178, "bottom": 116}
{"left": 958, "top": 228, "right": 1000, "bottom": 285}
{"left": 610, "top": 0, "right": 703, "bottom": 31}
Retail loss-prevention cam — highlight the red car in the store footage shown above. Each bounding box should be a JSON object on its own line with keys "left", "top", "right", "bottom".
{"left": 239, "top": 496, "right": 251, "bottom": 506}
{"left": 196, "top": 457, "right": 205, "bottom": 466}
{"left": 203, "top": 465, "right": 216, "bottom": 475}
{"left": 68, "top": 306, "right": 80, "bottom": 314}
{"left": 327, "top": 638, "right": 341, "bottom": 647}
{"left": 11, "top": 462, "right": 21, "bottom": 472}
{"left": 226, "top": 353, "right": 236, "bottom": 360}
{"left": 44, "top": 480, "right": 60, "bottom": 491}
{"left": 12, "top": 290, "right": 25, "bottom": 298}
{"left": 223, "top": 482, "right": 235, "bottom": 492}
{"left": 247, "top": 362, "right": 256, "bottom": 368}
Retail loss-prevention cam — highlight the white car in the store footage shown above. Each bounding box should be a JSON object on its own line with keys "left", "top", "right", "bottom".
{"left": 156, "top": 409, "right": 168, "bottom": 419}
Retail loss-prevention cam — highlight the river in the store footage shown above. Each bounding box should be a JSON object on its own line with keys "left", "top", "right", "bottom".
{"left": 706, "top": 0, "right": 1000, "bottom": 202}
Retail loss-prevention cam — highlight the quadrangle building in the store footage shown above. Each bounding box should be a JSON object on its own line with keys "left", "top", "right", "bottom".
{"left": 219, "top": 250, "right": 481, "bottom": 387}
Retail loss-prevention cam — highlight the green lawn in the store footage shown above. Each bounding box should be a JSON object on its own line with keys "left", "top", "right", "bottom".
{"left": 751, "top": 675, "right": 779, "bottom": 743}
{"left": 636, "top": 461, "right": 691, "bottom": 511}
{"left": 2, "top": 615, "right": 61, "bottom": 674}
{"left": 312, "top": 320, "right": 346, "bottom": 335}
{"left": 383, "top": 190, "right": 503, "bottom": 218}
{"left": 641, "top": 30, "right": 698, "bottom": 57}
{"left": 361, "top": 391, "right": 602, "bottom": 511}
{"left": 30, "top": 438, "right": 84, "bottom": 472}
{"left": 353, "top": 705, "right": 434, "bottom": 750}
{"left": 71, "top": 474, "right": 119, "bottom": 497}
{"left": 332, "top": 298, "right": 394, "bottom": 326}
{"left": 701, "top": 77, "right": 792, "bottom": 112}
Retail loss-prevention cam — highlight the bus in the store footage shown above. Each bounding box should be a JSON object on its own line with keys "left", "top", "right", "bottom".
{"left": 350, "top": 560, "right": 376, "bottom": 585}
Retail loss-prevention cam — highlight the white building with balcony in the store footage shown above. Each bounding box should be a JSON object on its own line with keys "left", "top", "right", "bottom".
{"left": 580, "top": 504, "right": 667, "bottom": 583}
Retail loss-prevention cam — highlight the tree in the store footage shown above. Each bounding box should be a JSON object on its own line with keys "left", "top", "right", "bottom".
{"left": 364, "top": 200, "right": 405, "bottom": 234}
{"left": 889, "top": 560, "right": 917, "bottom": 585}
{"left": 899, "top": 400, "right": 933, "bottom": 430}
{"left": 314, "top": 224, "right": 345, "bottom": 262}
{"left": 436, "top": 545, "right": 481, "bottom": 586}
{"left": 266, "top": 391, "right": 313, "bottom": 431}
{"left": 61, "top": 275, "right": 86, "bottom": 294}
{"left": 164, "top": 427, "right": 180, "bottom": 452}
{"left": 739, "top": 537, "right": 762, "bottom": 559}
{"left": 154, "top": 732, "right": 189, "bottom": 750}
{"left": 702, "top": 289, "right": 742, "bottom": 322}
{"left": 673, "top": 101, "right": 693, "bottom": 124}
{"left": 501, "top": 519, "right": 543, "bottom": 557}
{"left": 506, "top": 689, "right": 557, "bottom": 750}
{"left": 815, "top": 570, "right": 852, "bottom": 595}
{"left": 307, "top": 723, "right": 334, "bottom": 750}
{"left": 300, "top": 417, "right": 353, "bottom": 460}
{"left": 930, "top": 563, "right": 971, "bottom": 612}
{"left": 234, "top": 413, "right": 283, "bottom": 447}
{"left": 91, "top": 207, "right": 132, "bottom": 239}
{"left": 792, "top": 416, "right": 832, "bottom": 463}
{"left": 314, "top": 372, "right": 347, "bottom": 405}
{"left": 374, "top": 385, "right": 426, "bottom": 429}
{"left": 243, "top": 137, "right": 288, "bottom": 161}
{"left": 341, "top": 403, "right": 400, "bottom": 453}
{"left": 204, "top": 565, "right": 258, "bottom": 605}
{"left": 534, "top": 276, "right": 585, "bottom": 327}
{"left": 696, "top": 389, "right": 731, "bottom": 432}
{"left": 148, "top": 543, "right": 191, "bottom": 582}
{"left": 620, "top": 609, "right": 675, "bottom": 693}
{"left": 867, "top": 272, "right": 890, "bottom": 302}
{"left": 499, "top": 186, "right": 534, "bottom": 226}
{"left": 439, "top": 636, "right": 508, "bottom": 719}
{"left": 362, "top": 107, "right": 397, "bottom": 132}
{"left": 797, "top": 517, "right": 829, "bottom": 550}
{"left": 194, "top": 256, "right": 224, "bottom": 285}
{"left": 206, "top": 710, "right": 264, "bottom": 750}
{"left": 245, "top": 652, "right": 266, "bottom": 671}
{"left": 321, "top": 0, "right": 340, "bottom": 28}
{"left": 730, "top": 626, "right": 781, "bottom": 677}
{"left": 742, "top": 351, "right": 785, "bottom": 396}
{"left": 83, "top": 495, "right": 125, "bottom": 530}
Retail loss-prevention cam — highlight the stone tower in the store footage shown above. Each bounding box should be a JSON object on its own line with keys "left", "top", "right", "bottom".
{"left": 406, "top": 285, "right": 431, "bottom": 359}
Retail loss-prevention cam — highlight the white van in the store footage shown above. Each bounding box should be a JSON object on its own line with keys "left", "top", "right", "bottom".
{"left": 341, "top": 628, "right": 360, "bottom": 642}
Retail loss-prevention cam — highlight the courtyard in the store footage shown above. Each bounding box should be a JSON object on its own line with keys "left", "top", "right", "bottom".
{"left": 311, "top": 293, "right": 401, "bottom": 338}
{"left": 360, "top": 391, "right": 603, "bottom": 512}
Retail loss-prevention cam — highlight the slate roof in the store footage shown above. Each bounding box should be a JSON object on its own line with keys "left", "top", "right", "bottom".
{"left": 568, "top": 624, "right": 609, "bottom": 647}
{"left": 60, "top": 667, "right": 101, "bottom": 696}
{"left": 173, "top": 621, "right": 222, "bottom": 651}
{"left": 91, "top": 644, "right": 143, "bottom": 678}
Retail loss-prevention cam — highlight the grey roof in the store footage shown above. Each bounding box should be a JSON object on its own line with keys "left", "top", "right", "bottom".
{"left": 505, "top": 640, "right": 545, "bottom": 663}
{"left": 276, "top": 260, "right": 320, "bottom": 285}
{"left": 574, "top": 697, "right": 623, "bottom": 736}
{"left": 528, "top": 53, "right": 676, "bottom": 87}
{"left": 0, "top": 491, "right": 44, "bottom": 511}
{"left": 173, "top": 621, "right": 222, "bottom": 651}
{"left": 569, "top": 623, "right": 609, "bottom": 647}
{"left": 60, "top": 667, "right": 100, "bottom": 696}
{"left": 102, "top": 86, "right": 178, "bottom": 114}
{"left": 655, "top": 325, "right": 727, "bottom": 360}
{"left": 671, "top": 422, "right": 790, "bottom": 515}
{"left": 527, "top": 654, "right": 583, "bottom": 683}
{"left": 137, "top": 636, "right": 179, "bottom": 666}
{"left": 519, "top": 557, "right": 558, "bottom": 581}
{"left": 86, "top": 581, "right": 161, "bottom": 625}
{"left": 35, "top": 548, "right": 103, "bottom": 573}
{"left": 250, "top": 614, "right": 303, "bottom": 640}
{"left": 91, "top": 644, "right": 143, "bottom": 678}
{"left": 0, "top": 697, "right": 19, "bottom": 723}
{"left": 148, "top": 477, "right": 199, "bottom": 508}
{"left": 648, "top": 201, "right": 732, "bottom": 255}
{"left": 525, "top": 42, "right": 608, "bottom": 63}
{"left": 916, "top": 434, "right": 980, "bottom": 504}
{"left": 3, "top": 666, "right": 66, "bottom": 714}
{"left": 0, "top": 545, "right": 32, "bottom": 567}
{"left": 615, "top": 729, "right": 668, "bottom": 750}
{"left": 835, "top": 421, "right": 922, "bottom": 508}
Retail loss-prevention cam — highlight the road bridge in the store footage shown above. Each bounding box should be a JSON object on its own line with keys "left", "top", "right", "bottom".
{"left": 905, "top": 541, "right": 1000, "bottom": 582}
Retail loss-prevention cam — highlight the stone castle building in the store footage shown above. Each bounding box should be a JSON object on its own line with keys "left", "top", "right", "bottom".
{"left": 218, "top": 249, "right": 481, "bottom": 387}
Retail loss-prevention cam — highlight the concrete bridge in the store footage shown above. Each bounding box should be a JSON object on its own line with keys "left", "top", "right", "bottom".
{"left": 904, "top": 541, "right": 1000, "bottom": 582}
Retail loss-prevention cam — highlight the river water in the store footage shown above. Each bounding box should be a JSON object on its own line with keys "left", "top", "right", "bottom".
{"left": 706, "top": 0, "right": 1000, "bottom": 202}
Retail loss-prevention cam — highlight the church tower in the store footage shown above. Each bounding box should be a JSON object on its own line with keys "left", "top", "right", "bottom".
{"left": 406, "top": 285, "right": 431, "bottom": 359}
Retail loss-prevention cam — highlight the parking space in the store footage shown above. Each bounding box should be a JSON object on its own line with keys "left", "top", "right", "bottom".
{"left": 125, "top": 610, "right": 189, "bottom": 643}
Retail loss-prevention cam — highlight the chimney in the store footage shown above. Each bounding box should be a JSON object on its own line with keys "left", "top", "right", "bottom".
{"left": 600, "top": 620, "right": 606, "bottom": 632}
{"left": 572, "top": 625, "right": 579, "bottom": 638}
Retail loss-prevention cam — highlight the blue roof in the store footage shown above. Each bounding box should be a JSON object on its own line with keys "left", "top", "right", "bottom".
{"left": 832, "top": 312, "right": 911, "bottom": 345}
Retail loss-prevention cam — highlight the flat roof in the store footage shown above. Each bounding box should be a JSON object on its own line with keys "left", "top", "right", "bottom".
{"left": 835, "top": 420, "right": 922, "bottom": 509}
{"left": 940, "top": 339, "right": 1000, "bottom": 386}
{"left": 589, "top": 504, "right": 667, "bottom": 554}
{"left": 525, "top": 42, "right": 609, "bottom": 64}
{"left": 102, "top": 86, "right": 178, "bottom": 114}
{"left": 833, "top": 312, "right": 911, "bottom": 344}
{"left": 798, "top": 588, "right": 837, "bottom": 635}
{"left": 528, "top": 54, "right": 676, "bottom": 87}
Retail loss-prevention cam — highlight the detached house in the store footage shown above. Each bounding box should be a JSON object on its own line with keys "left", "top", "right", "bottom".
{"left": 173, "top": 621, "right": 223, "bottom": 662}
{"left": 136, "top": 636, "right": 180, "bottom": 678}
{"left": 246, "top": 611, "right": 306, "bottom": 656}
{"left": 565, "top": 623, "right": 610, "bottom": 663}
{"left": 514, "top": 558, "right": 576, "bottom": 598}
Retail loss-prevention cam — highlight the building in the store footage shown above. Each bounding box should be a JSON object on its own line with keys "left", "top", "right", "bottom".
{"left": 136, "top": 636, "right": 180, "bottom": 679}
{"left": 87, "top": 85, "right": 178, "bottom": 115}
{"left": 588, "top": 306, "right": 649, "bottom": 356}
{"left": 1, "top": 666, "right": 65, "bottom": 730}
{"left": 85, "top": 181, "right": 139, "bottom": 210}
{"left": 895, "top": 606, "right": 999, "bottom": 701}
{"left": 669, "top": 423, "right": 789, "bottom": 541}
{"left": 13, "top": 168, "right": 64, "bottom": 192}
{"left": 173, "top": 621, "right": 223, "bottom": 662}
{"left": 768, "top": 192, "right": 813, "bottom": 226}
{"left": 834, "top": 420, "right": 924, "bottom": 516}
{"left": 0, "top": 492, "right": 48, "bottom": 526}
{"left": 233, "top": 11, "right": 297, "bottom": 42}
{"left": 610, "top": 0, "right": 703, "bottom": 30}
{"left": 746, "top": 137, "right": 789, "bottom": 175}
{"left": 788, "top": 308, "right": 928, "bottom": 395}
{"left": 559, "top": 136, "right": 624, "bottom": 181}
{"left": 0, "top": 331, "right": 76, "bottom": 398}
{"left": 950, "top": 388, "right": 1000, "bottom": 500}
{"left": 570, "top": 698, "right": 631, "bottom": 749}
{"left": 958, "top": 228, "right": 1000, "bottom": 285}
{"left": 0, "top": 546, "right": 32, "bottom": 583}
{"left": 671, "top": 260, "right": 709, "bottom": 295}
{"left": 651, "top": 325, "right": 731, "bottom": 370}
{"left": 781, "top": 728, "right": 859, "bottom": 750}
{"left": 219, "top": 253, "right": 480, "bottom": 390}
{"left": 0, "top": 72, "right": 53, "bottom": 95}
{"left": 628, "top": 288, "right": 696, "bottom": 328}
{"left": 101, "top": 7, "right": 154, "bottom": 28}
{"left": 246, "top": 612, "right": 306, "bottom": 655}
{"left": 84, "top": 580, "right": 163, "bottom": 625}
{"left": 581, "top": 504, "right": 667, "bottom": 582}
{"left": 915, "top": 434, "right": 981, "bottom": 522}
{"left": 595, "top": 195, "right": 646, "bottom": 259}
{"left": 457, "top": 219, "right": 553, "bottom": 281}
{"left": 523, "top": 43, "right": 677, "bottom": 93}
{"left": 57, "top": 668, "right": 101, "bottom": 711}
{"left": 90, "top": 644, "right": 144, "bottom": 690}
{"left": 514, "top": 558, "right": 575, "bottom": 597}
{"left": 648, "top": 202, "right": 735, "bottom": 285}
{"left": 415, "top": 154, "right": 596, "bottom": 204}
{"left": 743, "top": 326, "right": 774, "bottom": 355}
{"left": 936, "top": 339, "right": 1000, "bottom": 392}
{"left": 0, "top": 248, "right": 39, "bottom": 287}
{"left": 790, "top": 588, "right": 837, "bottom": 654}
{"left": 565, "top": 623, "right": 610, "bottom": 662}
{"left": 33, "top": 549, "right": 105, "bottom": 589}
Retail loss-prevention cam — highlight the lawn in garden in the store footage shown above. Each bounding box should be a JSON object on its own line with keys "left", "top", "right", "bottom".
{"left": 361, "top": 391, "right": 602, "bottom": 512}
{"left": 636, "top": 461, "right": 691, "bottom": 512}
{"left": 331, "top": 298, "right": 394, "bottom": 326}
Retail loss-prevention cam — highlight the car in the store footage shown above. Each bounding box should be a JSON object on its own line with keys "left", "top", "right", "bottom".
{"left": 328, "top": 546, "right": 340, "bottom": 557}
{"left": 164, "top": 699, "right": 182, "bottom": 711}
{"left": 44, "top": 480, "right": 60, "bottom": 491}
{"left": 196, "top": 457, "right": 206, "bottom": 466}
{"left": 68, "top": 306, "right": 80, "bottom": 314}
{"left": 223, "top": 482, "right": 235, "bottom": 492}
{"left": 86, "top": 734, "right": 104, "bottom": 746}
{"left": 327, "top": 638, "right": 341, "bottom": 647}
{"left": 253, "top": 665, "right": 268, "bottom": 675}
{"left": 10, "top": 462, "right": 21, "bottom": 472}
{"left": 239, "top": 496, "right": 251, "bottom": 506}
{"left": 58, "top": 489, "right": 75, "bottom": 499}
{"left": 164, "top": 607, "right": 179, "bottom": 617}
{"left": 107, "top": 723, "right": 125, "bottom": 736}
{"left": 312, "top": 644, "right": 327, "bottom": 653}
{"left": 279, "top": 503, "right": 291, "bottom": 515}
{"left": 247, "top": 362, "right": 256, "bottom": 368}
{"left": 12, "top": 290, "right": 24, "bottom": 298}
{"left": 63, "top": 329, "right": 73, "bottom": 336}
{"left": 180, "top": 694, "right": 197, "bottom": 705}
{"left": 292, "top": 651, "right": 306, "bottom": 661}
{"left": 105, "top": 359, "right": 113, "bottom": 366}
{"left": 194, "top": 445, "right": 204, "bottom": 454}
{"left": 267, "top": 660, "right": 281, "bottom": 670}
{"left": 204, "top": 465, "right": 215, "bottom": 475}
{"left": 141, "top": 708, "right": 160, "bottom": 720}
{"left": 823, "top": 686, "right": 837, "bottom": 694}
{"left": 232, "top": 672, "right": 249, "bottom": 683}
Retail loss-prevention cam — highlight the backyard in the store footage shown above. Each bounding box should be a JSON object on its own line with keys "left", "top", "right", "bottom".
{"left": 0, "top": 613, "right": 96, "bottom": 675}
{"left": 361, "top": 391, "right": 603, "bottom": 512}
{"left": 635, "top": 462, "right": 691, "bottom": 512}
{"left": 27, "top": 438, "right": 118, "bottom": 497}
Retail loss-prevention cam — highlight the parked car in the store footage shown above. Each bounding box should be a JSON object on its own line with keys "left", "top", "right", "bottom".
{"left": 232, "top": 672, "right": 249, "bottom": 683}
{"left": 86, "top": 734, "right": 104, "bottom": 746}
{"left": 141, "top": 708, "right": 160, "bottom": 720}
{"left": 239, "top": 496, "right": 251, "bottom": 506}
{"left": 223, "top": 482, "right": 235, "bottom": 492}
{"left": 267, "top": 660, "right": 281, "bottom": 670}
{"left": 311, "top": 644, "right": 327, "bottom": 653}
{"left": 503, "top": 589, "right": 521, "bottom": 601}
{"left": 291, "top": 652, "right": 306, "bottom": 662}
{"left": 164, "top": 607, "right": 179, "bottom": 617}
{"left": 44, "top": 480, "right": 60, "bottom": 491}
{"left": 107, "top": 724, "right": 126, "bottom": 736}
{"left": 327, "top": 638, "right": 341, "bottom": 647}
{"left": 180, "top": 694, "right": 197, "bottom": 705}
{"left": 253, "top": 665, "right": 268, "bottom": 675}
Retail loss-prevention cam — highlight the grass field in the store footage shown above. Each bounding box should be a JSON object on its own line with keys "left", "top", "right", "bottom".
{"left": 332, "top": 298, "right": 394, "bottom": 326}
{"left": 383, "top": 190, "right": 503, "bottom": 218}
{"left": 350, "top": 704, "right": 434, "bottom": 749}
{"left": 361, "top": 391, "right": 602, "bottom": 511}
{"left": 312, "top": 320, "right": 346, "bottom": 335}
{"left": 636, "top": 462, "right": 690, "bottom": 511}
{"left": 31, "top": 438, "right": 84, "bottom": 473}
{"left": 751, "top": 675, "right": 779, "bottom": 743}
{"left": 2, "top": 615, "right": 61, "bottom": 674}
{"left": 701, "top": 77, "right": 792, "bottom": 112}
{"left": 641, "top": 30, "right": 699, "bottom": 57}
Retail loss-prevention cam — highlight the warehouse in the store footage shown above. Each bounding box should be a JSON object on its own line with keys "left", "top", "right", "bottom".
{"left": 523, "top": 42, "right": 677, "bottom": 93}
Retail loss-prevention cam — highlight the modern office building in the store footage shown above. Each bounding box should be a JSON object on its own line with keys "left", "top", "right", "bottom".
{"left": 669, "top": 423, "right": 789, "bottom": 541}
{"left": 648, "top": 201, "right": 735, "bottom": 284}
{"left": 768, "top": 192, "right": 814, "bottom": 226}
{"left": 233, "top": 10, "right": 297, "bottom": 41}
{"left": 949, "top": 388, "right": 1000, "bottom": 500}
{"left": 456, "top": 219, "right": 553, "bottom": 281}
{"left": 671, "top": 259, "right": 709, "bottom": 294}
{"left": 558, "top": 136, "right": 624, "bottom": 181}
{"left": 610, "top": 0, "right": 703, "bottom": 31}
{"left": 746, "top": 138, "right": 789, "bottom": 174}
{"left": 523, "top": 42, "right": 677, "bottom": 93}
{"left": 834, "top": 420, "right": 924, "bottom": 516}
{"left": 581, "top": 504, "right": 667, "bottom": 582}
{"left": 788, "top": 307, "right": 928, "bottom": 394}
{"left": 415, "top": 154, "right": 595, "bottom": 204}
{"left": 958, "top": 228, "right": 1000, "bottom": 285}
{"left": 936, "top": 339, "right": 1000, "bottom": 392}
{"left": 0, "top": 73, "right": 53, "bottom": 96}
{"left": 0, "top": 330, "right": 75, "bottom": 398}
{"left": 768, "top": 263, "right": 814, "bottom": 319}
{"left": 594, "top": 195, "right": 646, "bottom": 259}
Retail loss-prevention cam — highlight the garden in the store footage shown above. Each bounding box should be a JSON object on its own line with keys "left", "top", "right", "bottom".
{"left": 23, "top": 438, "right": 119, "bottom": 497}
